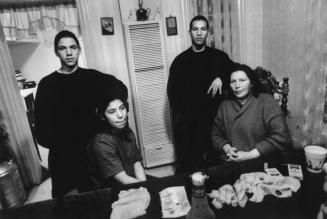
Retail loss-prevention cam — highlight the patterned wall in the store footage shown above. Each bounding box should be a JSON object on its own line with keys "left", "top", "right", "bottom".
{"left": 262, "top": 0, "right": 327, "bottom": 148}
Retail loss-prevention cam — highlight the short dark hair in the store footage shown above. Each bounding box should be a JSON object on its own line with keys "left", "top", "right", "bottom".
{"left": 54, "top": 30, "right": 80, "bottom": 51}
{"left": 95, "top": 85, "right": 131, "bottom": 140}
{"left": 226, "top": 63, "right": 264, "bottom": 98}
{"left": 189, "top": 15, "right": 209, "bottom": 31}
{"left": 96, "top": 86, "right": 129, "bottom": 120}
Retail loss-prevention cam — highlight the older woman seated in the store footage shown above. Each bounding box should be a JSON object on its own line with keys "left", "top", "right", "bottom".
{"left": 211, "top": 63, "right": 292, "bottom": 166}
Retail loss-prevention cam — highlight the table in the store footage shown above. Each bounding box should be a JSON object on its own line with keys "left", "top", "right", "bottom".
{"left": 0, "top": 155, "right": 325, "bottom": 219}
{"left": 0, "top": 174, "right": 187, "bottom": 219}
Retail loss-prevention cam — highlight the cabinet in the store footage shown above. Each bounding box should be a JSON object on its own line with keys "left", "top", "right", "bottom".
{"left": 124, "top": 20, "right": 175, "bottom": 168}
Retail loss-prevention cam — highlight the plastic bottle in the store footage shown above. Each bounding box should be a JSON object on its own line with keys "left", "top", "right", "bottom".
{"left": 186, "top": 172, "right": 215, "bottom": 219}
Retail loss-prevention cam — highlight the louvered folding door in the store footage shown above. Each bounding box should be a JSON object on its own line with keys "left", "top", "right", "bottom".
{"left": 124, "top": 21, "right": 175, "bottom": 168}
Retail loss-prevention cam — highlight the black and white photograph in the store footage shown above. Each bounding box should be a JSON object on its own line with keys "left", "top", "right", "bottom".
{"left": 101, "top": 17, "right": 114, "bottom": 35}
{"left": 166, "top": 16, "right": 177, "bottom": 36}
{"left": 0, "top": 0, "right": 326, "bottom": 218}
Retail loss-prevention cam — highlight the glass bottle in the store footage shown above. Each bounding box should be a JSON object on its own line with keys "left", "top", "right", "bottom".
{"left": 186, "top": 172, "right": 215, "bottom": 219}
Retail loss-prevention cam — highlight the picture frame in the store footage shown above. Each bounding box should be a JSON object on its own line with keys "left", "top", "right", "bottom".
{"left": 101, "top": 17, "right": 114, "bottom": 35}
{"left": 166, "top": 16, "right": 177, "bottom": 36}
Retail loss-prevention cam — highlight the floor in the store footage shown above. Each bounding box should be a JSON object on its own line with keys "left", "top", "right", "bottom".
{"left": 25, "top": 146, "right": 176, "bottom": 204}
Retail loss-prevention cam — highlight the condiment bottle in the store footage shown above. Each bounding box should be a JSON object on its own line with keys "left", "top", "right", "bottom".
{"left": 186, "top": 172, "right": 215, "bottom": 219}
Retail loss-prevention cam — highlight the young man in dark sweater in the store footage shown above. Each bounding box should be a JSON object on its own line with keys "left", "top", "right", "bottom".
{"left": 34, "top": 30, "right": 126, "bottom": 197}
{"left": 167, "top": 15, "right": 235, "bottom": 173}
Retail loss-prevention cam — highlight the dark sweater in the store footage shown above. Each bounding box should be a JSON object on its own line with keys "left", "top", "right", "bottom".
{"left": 167, "top": 46, "right": 235, "bottom": 171}
{"left": 35, "top": 67, "right": 125, "bottom": 152}
{"left": 211, "top": 93, "right": 292, "bottom": 157}
{"left": 167, "top": 46, "right": 234, "bottom": 116}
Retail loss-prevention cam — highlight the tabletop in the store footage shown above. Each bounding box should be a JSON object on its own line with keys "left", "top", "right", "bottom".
{"left": 0, "top": 152, "right": 325, "bottom": 219}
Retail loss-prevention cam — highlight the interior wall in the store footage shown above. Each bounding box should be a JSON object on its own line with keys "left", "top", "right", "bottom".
{"left": 158, "top": 0, "right": 190, "bottom": 68}
{"left": 238, "top": 0, "right": 262, "bottom": 68}
{"left": 262, "top": 0, "right": 304, "bottom": 148}
{"left": 9, "top": 42, "right": 59, "bottom": 83}
{"left": 261, "top": 0, "right": 327, "bottom": 148}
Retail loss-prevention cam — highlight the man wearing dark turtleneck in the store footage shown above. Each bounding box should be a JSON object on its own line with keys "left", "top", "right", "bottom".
{"left": 34, "top": 30, "right": 126, "bottom": 197}
{"left": 167, "top": 15, "right": 234, "bottom": 173}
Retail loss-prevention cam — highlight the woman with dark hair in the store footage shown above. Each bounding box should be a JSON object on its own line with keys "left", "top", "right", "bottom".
{"left": 87, "top": 87, "right": 146, "bottom": 189}
{"left": 211, "top": 63, "right": 291, "bottom": 165}
{"left": 224, "top": 64, "right": 264, "bottom": 99}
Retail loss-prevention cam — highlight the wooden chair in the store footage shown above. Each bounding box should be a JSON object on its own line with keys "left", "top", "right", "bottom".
{"left": 254, "top": 66, "right": 290, "bottom": 115}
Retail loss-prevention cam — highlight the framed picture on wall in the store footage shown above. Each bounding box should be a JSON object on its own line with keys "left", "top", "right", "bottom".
{"left": 166, "top": 16, "right": 177, "bottom": 36}
{"left": 101, "top": 17, "right": 114, "bottom": 35}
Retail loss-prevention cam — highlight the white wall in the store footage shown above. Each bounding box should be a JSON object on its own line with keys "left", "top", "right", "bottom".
{"left": 8, "top": 34, "right": 87, "bottom": 84}
{"left": 9, "top": 42, "right": 59, "bottom": 83}
{"left": 238, "top": 0, "right": 262, "bottom": 68}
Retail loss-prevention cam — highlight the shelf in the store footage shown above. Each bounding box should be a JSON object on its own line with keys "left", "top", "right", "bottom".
{"left": 7, "top": 39, "right": 40, "bottom": 47}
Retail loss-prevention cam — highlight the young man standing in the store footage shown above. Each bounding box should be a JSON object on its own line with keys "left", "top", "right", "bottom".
{"left": 34, "top": 30, "right": 127, "bottom": 197}
{"left": 167, "top": 15, "right": 235, "bottom": 173}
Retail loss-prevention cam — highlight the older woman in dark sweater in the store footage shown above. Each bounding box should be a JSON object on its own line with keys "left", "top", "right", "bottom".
{"left": 211, "top": 63, "right": 292, "bottom": 165}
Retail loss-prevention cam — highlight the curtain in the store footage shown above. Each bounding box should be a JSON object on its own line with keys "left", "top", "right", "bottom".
{"left": 0, "top": 1, "right": 79, "bottom": 46}
{"left": 185, "top": 0, "right": 240, "bottom": 61}
{"left": 299, "top": 0, "right": 327, "bottom": 147}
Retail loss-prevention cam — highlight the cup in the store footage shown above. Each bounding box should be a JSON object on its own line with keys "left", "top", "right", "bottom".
{"left": 304, "top": 145, "right": 327, "bottom": 173}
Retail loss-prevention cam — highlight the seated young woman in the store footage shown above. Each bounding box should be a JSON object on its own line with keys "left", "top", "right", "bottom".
{"left": 87, "top": 86, "right": 147, "bottom": 189}
{"left": 211, "top": 63, "right": 292, "bottom": 167}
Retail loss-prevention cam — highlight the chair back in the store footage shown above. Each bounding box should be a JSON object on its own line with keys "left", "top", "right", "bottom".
{"left": 254, "top": 66, "right": 289, "bottom": 115}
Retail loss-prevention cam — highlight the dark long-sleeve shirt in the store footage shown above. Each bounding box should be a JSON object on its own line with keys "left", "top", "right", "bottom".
{"left": 167, "top": 46, "right": 234, "bottom": 117}
{"left": 35, "top": 67, "right": 126, "bottom": 152}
